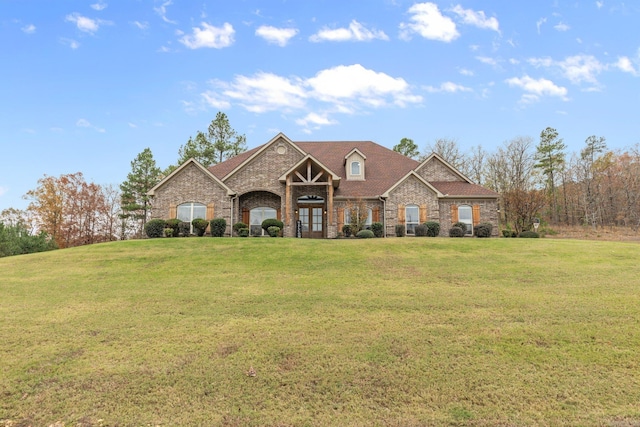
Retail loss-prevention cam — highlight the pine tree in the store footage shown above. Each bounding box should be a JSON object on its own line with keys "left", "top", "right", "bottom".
{"left": 120, "top": 148, "right": 161, "bottom": 237}
{"left": 534, "top": 127, "right": 566, "bottom": 223}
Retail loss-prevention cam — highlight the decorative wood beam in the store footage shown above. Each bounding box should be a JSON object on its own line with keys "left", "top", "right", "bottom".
{"left": 311, "top": 171, "right": 324, "bottom": 182}
{"left": 294, "top": 170, "right": 306, "bottom": 182}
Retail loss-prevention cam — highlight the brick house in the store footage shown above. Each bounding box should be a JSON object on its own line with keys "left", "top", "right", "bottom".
{"left": 148, "top": 133, "right": 499, "bottom": 238}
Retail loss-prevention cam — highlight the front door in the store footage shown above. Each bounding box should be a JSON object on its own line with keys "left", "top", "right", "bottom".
{"left": 298, "top": 205, "right": 324, "bottom": 238}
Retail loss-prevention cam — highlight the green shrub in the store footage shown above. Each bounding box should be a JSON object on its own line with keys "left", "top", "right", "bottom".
{"left": 474, "top": 222, "right": 493, "bottom": 238}
{"left": 342, "top": 224, "right": 352, "bottom": 238}
{"left": 178, "top": 221, "right": 190, "bottom": 237}
{"left": 144, "top": 219, "right": 167, "bottom": 238}
{"left": 502, "top": 229, "right": 512, "bottom": 238}
{"left": 395, "top": 224, "right": 405, "bottom": 237}
{"left": 163, "top": 228, "right": 174, "bottom": 238}
{"left": 267, "top": 226, "right": 280, "bottom": 237}
{"left": 233, "top": 222, "right": 248, "bottom": 235}
{"left": 356, "top": 229, "right": 375, "bottom": 238}
{"left": 371, "top": 222, "right": 384, "bottom": 238}
{"left": 165, "top": 218, "right": 181, "bottom": 237}
{"left": 262, "top": 218, "right": 284, "bottom": 232}
{"left": 453, "top": 222, "right": 467, "bottom": 234}
{"left": 415, "top": 224, "right": 428, "bottom": 236}
{"left": 238, "top": 228, "right": 249, "bottom": 237}
{"left": 449, "top": 226, "right": 464, "bottom": 237}
{"left": 210, "top": 218, "right": 227, "bottom": 237}
{"left": 192, "top": 218, "right": 208, "bottom": 237}
{"left": 425, "top": 221, "right": 440, "bottom": 237}
{"left": 519, "top": 231, "right": 540, "bottom": 238}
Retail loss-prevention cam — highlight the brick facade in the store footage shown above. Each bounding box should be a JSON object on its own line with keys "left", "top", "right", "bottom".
{"left": 149, "top": 134, "right": 500, "bottom": 238}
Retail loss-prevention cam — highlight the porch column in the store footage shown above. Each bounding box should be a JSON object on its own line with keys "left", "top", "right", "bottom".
{"left": 327, "top": 176, "right": 333, "bottom": 224}
{"left": 285, "top": 174, "right": 292, "bottom": 226}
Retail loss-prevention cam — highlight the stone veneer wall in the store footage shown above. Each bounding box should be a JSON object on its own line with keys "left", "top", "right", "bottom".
{"left": 416, "top": 157, "right": 465, "bottom": 182}
{"left": 150, "top": 162, "right": 232, "bottom": 235}
{"left": 438, "top": 199, "right": 499, "bottom": 236}
{"left": 332, "top": 199, "right": 383, "bottom": 238}
{"left": 385, "top": 175, "right": 440, "bottom": 237}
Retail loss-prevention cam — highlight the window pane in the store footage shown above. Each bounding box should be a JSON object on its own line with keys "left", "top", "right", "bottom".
{"left": 193, "top": 205, "right": 206, "bottom": 220}
{"left": 312, "top": 208, "right": 322, "bottom": 231}
{"left": 250, "top": 207, "right": 277, "bottom": 236}
{"left": 177, "top": 205, "right": 191, "bottom": 222}
{"left": 406, "top": 205, "right": 419, "bottom": 235}
{"left": 351, "top": 161, "right": 360, "bottom": 175}
{"left": 458, "top": 206, "right": 473, "bottom": 235}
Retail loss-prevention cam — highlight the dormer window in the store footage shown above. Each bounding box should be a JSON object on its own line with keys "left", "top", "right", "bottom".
{"left": 345, "top": 148, "right": 366, "bottom": 181}
{"left": 351, "top": 161, "right": 361, "bottom": 176}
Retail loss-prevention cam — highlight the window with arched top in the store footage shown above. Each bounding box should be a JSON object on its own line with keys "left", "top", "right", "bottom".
{"left": 351, "top": 161, "right": 361, "bottom": 176}
{"left": 177, "top": 202, "right": 206, "bottom": 234}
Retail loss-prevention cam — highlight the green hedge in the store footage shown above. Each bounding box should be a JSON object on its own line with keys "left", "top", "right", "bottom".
{"left": 210, "top": 218, "right": 227, "bottom": 237}
{"left": 192, "top": 218, "right": 208, "bottom": 237}
{"left": 356, "top": 229, "right": 375, "bottom": 238}
{"left": 425, "top": 221, "right": 440, "bottom": 237}
{"left": 449, "top": 226, "right": 464, "bottom": 237}
{"left": 371, "top": 222, "right": 384, "bottom": 238}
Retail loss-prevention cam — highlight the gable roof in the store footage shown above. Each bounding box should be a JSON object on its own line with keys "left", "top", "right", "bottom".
{"left": 206, "top": 134, "right": 498, "bottom": 199}
{"left": 148, "top": 158, "right": 234, "bottom": 196}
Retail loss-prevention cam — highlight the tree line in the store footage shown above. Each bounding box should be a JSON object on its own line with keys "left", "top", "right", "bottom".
{"left": 0, "top": 112, "right": 245, "bottom": 256}
{"left": 394, "top": 129, "right": 640, "bottom": 233}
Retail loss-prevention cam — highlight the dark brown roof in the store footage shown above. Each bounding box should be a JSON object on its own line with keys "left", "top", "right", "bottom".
{"left": 208, "top": 139, "right": 498, "bottom": 199}
{"left": 296, "top": 141, "right": 419, "bottom": 198}
{"left": 430, "top": 181, "right": 499, "bottom": 197}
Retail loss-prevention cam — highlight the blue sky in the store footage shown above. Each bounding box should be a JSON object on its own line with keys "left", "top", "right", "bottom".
{"left": 1, "top": 0, "right": 639, "bottom": 211}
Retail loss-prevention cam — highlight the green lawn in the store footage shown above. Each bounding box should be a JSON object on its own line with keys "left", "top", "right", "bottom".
{"left": 1, "top": 237, "right": 639, "bottom": 426}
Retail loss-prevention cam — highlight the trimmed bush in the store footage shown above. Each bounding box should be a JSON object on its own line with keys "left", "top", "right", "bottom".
{"left": 165, "top": 218, "right": 181, "bottom": 237}
{"left": 163, "top": 228, "right": 174, "bottom": 238}
{"left": 415, "top": 224, "right": 428, "bottom": 237}
{"left": 371, "top": 222, "right": 384, "bottom": 238}
{"left": 178, "top": 221, "right": 190, "bottom": 237}
{"left": 356, "top": 229, "right": 375, "bottom": 238}
{"left": 519, "top": 231, "right": 540, "bottom": 238}
{"left": 233, "top": 222, "right": 248, "bottom": 235}
{"left": 210, "top": 218, "right": 227, "bottom": 237}
{"left": 425, "top": 221, "right": 440, "bottom": 237}
{"left": 453, "top": 222, "right": 467, "bottom": 234}
{"left": 144, "top": 219, "right": 167, "bottom": 238}
{"left": 474, "top": 222, "right": 493, "bottom": 238}
{"left": 395, "top": 224, "right": 405, "bottom": 237}
{"left": 262, "top": 218, "right": 284, "bottom": 233}
{"left": 192, "top": 218, "right": 208, "bottom": 237}
{"left": 238, "top": 228, "right": 249, "bottom": 237}
{"left": 449, "top": 226, "right": 464, "bottom": 237}
{"left": 267, "top": 226, "right": 280, "bottom": 237}
{"left": 342, "top": 224, "right": 352, "bottom": 238}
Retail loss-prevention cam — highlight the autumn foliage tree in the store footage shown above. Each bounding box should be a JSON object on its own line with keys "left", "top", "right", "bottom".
{"left": 25, "top": 172, "right": 120, "bottom": 248}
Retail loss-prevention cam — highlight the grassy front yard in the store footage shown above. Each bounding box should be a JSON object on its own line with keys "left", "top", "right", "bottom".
{"left": 1, "top": 237, "right": 639, "bottom": 426}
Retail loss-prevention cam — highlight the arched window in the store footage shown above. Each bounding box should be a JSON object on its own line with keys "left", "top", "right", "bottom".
{"left": 351, "top": 161, "right": 361, "bottom": 175}
{"left": 177, "top": 202, "right": 206, "bottom": 234}
{"left": 405, "top": 205, "right": 419, "bottom": 235}
{"left": 458, "top": 205, "right": 473, "bottom": 235}
{"left": 250, "top": 207, "right": 277, "bottom": 236}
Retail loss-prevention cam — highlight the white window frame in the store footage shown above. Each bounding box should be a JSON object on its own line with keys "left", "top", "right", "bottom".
{"left": 177, "top": 202, "right": 207, "bottom": 234}
{"left": 458, "top": 205, "right": 473, "bottom": 235}
{"left": 351, "top": 161, "right": 361, "bottom": 176}
{"left": 250, "top": 207, "right": 277, "bottom": 236}
{"left": 405, "top": 204, "right": 419, "bottom": 235}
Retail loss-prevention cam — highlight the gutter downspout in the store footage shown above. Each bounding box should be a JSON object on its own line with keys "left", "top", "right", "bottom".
{"left": 378, "top": 196, "right": 386, "bottom": 238}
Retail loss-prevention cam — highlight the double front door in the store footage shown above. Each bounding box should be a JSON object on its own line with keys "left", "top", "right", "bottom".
{"left": 298, "top": 205, "right": 324, "bottom": 238}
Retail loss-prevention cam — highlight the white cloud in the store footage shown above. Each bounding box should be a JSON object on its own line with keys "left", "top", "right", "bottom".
{"left": 179, "top": 22, "right": 234, "bottom": 49}
{"left": 21, "top": 24, "right": 36, "bottom": 34}
{"left": 596, "top": 1, "right": 604, "bottom": 9}
{"left": 255, "top": 25, "right": 298, "bottom": 46}
{"left": 399, "top": 2, "right": 459, "bottom": 42}
{"left": 200, "top": 64, "right": 422, "bottom": 130}
{"left": 76, "top": 118, "right": 105, "bottom": 132}
{"left": 60, "top": 37, "right": 80, "bottom": 49}
{"left": 459, "top": 68, "right": 474, "bottom": 76}
{"left": 295, "top": 112, "right": 338, "bottom": 127}
{"left": 310, "top": 20, "right": 389, "bottom": 42}
{"left": 425, "top": 82, "right": 472, "bottom": 93}
{"left": 476, "top": 56, "right": 499, "bottom": 66}
{"left": 505, "top": 75, "right": 568, "bottom": 103}
{"left": 529, "top": 54, "right": 605, "bottom": 86}
{"left": 154, "top": 0, "right": 176, "bottom": 24}
{"left": 65, "top": 13, "right": 107, "bottom": 34}
{"left": 0, "top": 186, "right": 8, "bottom": 197}
{"left": 450, "top": 5, "right": 500, "bottom": 33}
{"left": 132, "top": 21, "right": 149, "bottom": 30}
{"left": 536, "top": 17, "right": 547, "bottom": 34}
{"left": 614, "top": 56, "right": 638, "bottom": 76}
{"left": 91, "top": 2, "right": 107, "bottom": 11}
{"left": 554, "top": 22, "right": 570, "bottom": 31}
